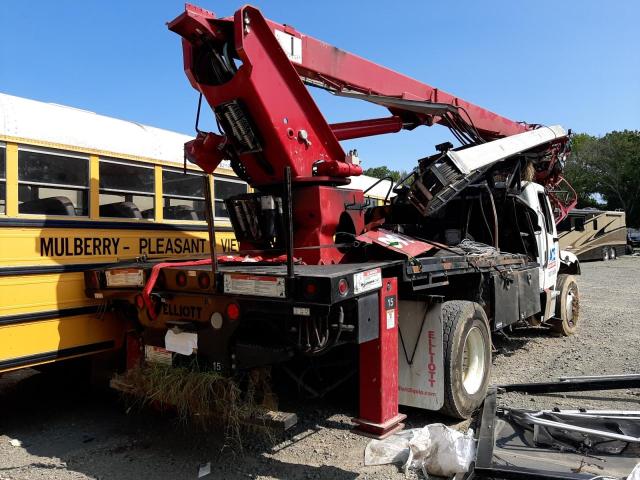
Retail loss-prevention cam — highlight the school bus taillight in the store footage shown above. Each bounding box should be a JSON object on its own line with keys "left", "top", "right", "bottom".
{"left": 226, "top": 303, "right": 240, "bottom": 321}
{"left": 176, "top": 271, "right": 188, "bottom": 287}
{"left": 197, "top": 273, "right": 211, "bottom": 289}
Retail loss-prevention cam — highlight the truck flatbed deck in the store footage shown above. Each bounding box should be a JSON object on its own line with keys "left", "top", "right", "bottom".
{"left": 171, "top": 261, "right": 402, "bottom": 278}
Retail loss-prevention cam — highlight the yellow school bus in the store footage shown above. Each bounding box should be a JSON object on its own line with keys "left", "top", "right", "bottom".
{"left": 0, "top": 93, "right": 246, "bottom": 373}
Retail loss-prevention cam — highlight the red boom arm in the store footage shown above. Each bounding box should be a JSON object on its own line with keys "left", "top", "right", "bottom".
{"left": 265, "top": 18, "right": 528, "bottom": 141}
{"left": 168, "top": 4, "right": 530, "bottom": 187}
{"left": 169, "top": 4, "right": 574, "bottom": 228}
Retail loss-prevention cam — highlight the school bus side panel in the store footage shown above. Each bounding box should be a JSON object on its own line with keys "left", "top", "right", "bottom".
{"left": 0, "top": 224, "right": 238, "bottom": 268}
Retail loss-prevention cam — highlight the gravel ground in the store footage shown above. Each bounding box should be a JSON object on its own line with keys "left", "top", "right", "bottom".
{"left": 0, "top": 257, "right": 638, "bottom": 479}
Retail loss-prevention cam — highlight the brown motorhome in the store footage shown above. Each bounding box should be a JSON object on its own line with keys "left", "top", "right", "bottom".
{"left": 558, "top": 209, "right": 627, "bottom": 261}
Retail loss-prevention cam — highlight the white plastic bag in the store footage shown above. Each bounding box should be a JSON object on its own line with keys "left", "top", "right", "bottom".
{"left": 164, "top": 329, "right": 198, "bottom": 356}
{"left": 404, "top": 427, "right": 433, "bottom": 474}
{"left": 364, "top": 423, "right": 475, "bottom": 477}
{"left": 423, "top": 424, "right": 475, "bottom": 476}
{"left": 364, "top": 429, "right": 417, "bottom": 468}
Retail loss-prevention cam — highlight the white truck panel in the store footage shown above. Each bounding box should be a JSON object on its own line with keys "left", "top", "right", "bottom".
{"left": 519, "top": 182, "right": 559, "bottom": 293}
{"left": 398, "top": 300, "right": 444, "bottom": 410}
{"left": 447, "top": 125, "right": 567, "bottom": 175}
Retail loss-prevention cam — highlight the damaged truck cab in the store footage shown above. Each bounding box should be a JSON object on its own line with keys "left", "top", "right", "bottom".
{"left": 520, "top": 181, "right": 580, "bottom": 334}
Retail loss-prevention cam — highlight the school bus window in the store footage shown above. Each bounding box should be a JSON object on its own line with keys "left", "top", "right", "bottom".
{"left": 162, "top": 169, "right": 206, "bottom": 221}
{"left": 0, "top": 145, "right": 5, "bottom": 214}
{"left": 214, "top": 177, "right": 247, "bottom": 218}
{"left": 99, "top": 159, "right": 154, "bottom": 219}
{"left": 18, "top": 147, "right": 89, "bottom": 216}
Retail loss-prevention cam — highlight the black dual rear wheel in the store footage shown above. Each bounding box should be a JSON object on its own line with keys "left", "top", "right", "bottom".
{"left": 439, "top": 301, "right": 492, "bottom": 419}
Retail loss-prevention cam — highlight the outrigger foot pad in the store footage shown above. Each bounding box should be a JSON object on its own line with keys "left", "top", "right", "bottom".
{"left": 352, "top": 413, "right": 407, "bottom": 439}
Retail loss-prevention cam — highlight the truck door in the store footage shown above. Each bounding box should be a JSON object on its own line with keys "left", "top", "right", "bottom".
{"left": 537, "top": 192, "right": 559, "bottom": 291}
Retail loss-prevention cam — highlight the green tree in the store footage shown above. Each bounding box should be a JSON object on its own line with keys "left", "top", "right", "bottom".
{"left": 363, "top": 166, "right": 410, "bottom": 183}
{"left": 563, "top": 133, "right": 601, "bottom": 208}
{"left": 565, "top": 130, "right": 640, "bottom": 226}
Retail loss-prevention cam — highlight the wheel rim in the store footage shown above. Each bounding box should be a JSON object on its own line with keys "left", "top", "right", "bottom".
{"left": 462, "top": 326, "right": 486, "bottom": 395}
{"left": 565, "top": 284, "right": 578, "bottom": 328}
{"left": 603, "top": 249, "right": 609, "bottom": 260}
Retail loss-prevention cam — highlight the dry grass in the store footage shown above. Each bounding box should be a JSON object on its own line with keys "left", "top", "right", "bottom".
{"left": 114, "top": 362, "right": 273, "bottom": 447}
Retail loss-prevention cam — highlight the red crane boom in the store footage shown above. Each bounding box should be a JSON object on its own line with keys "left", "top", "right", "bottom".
{"left": 168, "top": 4, "right": 575, "bottom": 265}
{"left": 169, "top": 4, "right": 531, "bottom": 183}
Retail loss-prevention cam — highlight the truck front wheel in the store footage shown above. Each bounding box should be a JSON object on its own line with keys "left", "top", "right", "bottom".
{"left": 440, "top": 301, "right": 491, "bottom": 419}
{"left": 551, "top": 274, "right": 579, "bottom": 336}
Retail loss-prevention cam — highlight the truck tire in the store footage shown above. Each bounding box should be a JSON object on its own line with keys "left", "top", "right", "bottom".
{"left": 601, "top": 247, "right": 609, "bottom": 261}
{"left": 609, "top": 247, "right": 617, "bottom": 260}
{"left": 551, "top": 274, "right": 579, "bottom": 336}
{"left": 439, "top": 301, "right": 491, "bottom": 419}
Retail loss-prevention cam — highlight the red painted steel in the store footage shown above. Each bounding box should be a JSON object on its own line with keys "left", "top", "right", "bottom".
{"left": 142, "top": 259, "right": 212, "bottom": 320}
{"left": 356, "top": 228, "right": 435, "bottom": 258}
{"left": 290, "top": 186, "right": 364, "bottom": 264}
{"left": 314, "top": 160, "right": 362, "bottom": 177}
{"left": 353, "top": 277, "right": 406, "bottom": 438}
{"left": 170, "top": 5, "right": 350, "bottom": 186}
{"left": 232, "top": 186, "right": 365, "bottom": 265}
{"left": 545, "top": 176, "right": 578, "bottom": 223}
{"left": 263, "top": 18, "right": 528, "bottom": 140}
{"left": 169, "top": 3, "right": 575, "bottom": 267}
{"left": 330, "top": 117, "right": 404, "bottom": 141}
{"left": 169, "top": 3, "right": 531, "bottom": 188}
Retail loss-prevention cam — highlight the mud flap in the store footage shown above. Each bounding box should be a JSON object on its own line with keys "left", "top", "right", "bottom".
{"left": 398, "top": 300, "right": 444, "bottom": 410}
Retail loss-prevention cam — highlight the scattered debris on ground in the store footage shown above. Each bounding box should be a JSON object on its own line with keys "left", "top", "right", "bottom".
{"left": 365, "top": 423, "right": 474, "bottom": 476}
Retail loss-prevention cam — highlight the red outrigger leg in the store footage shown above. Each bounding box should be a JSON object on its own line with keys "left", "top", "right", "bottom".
{"left": 353, "top": 277, "right": 406, "bottom": 439}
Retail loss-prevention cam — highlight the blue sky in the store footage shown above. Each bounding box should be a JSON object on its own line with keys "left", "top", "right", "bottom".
{"left": 1, "top": 1, "right": 638, "bottom": 171}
